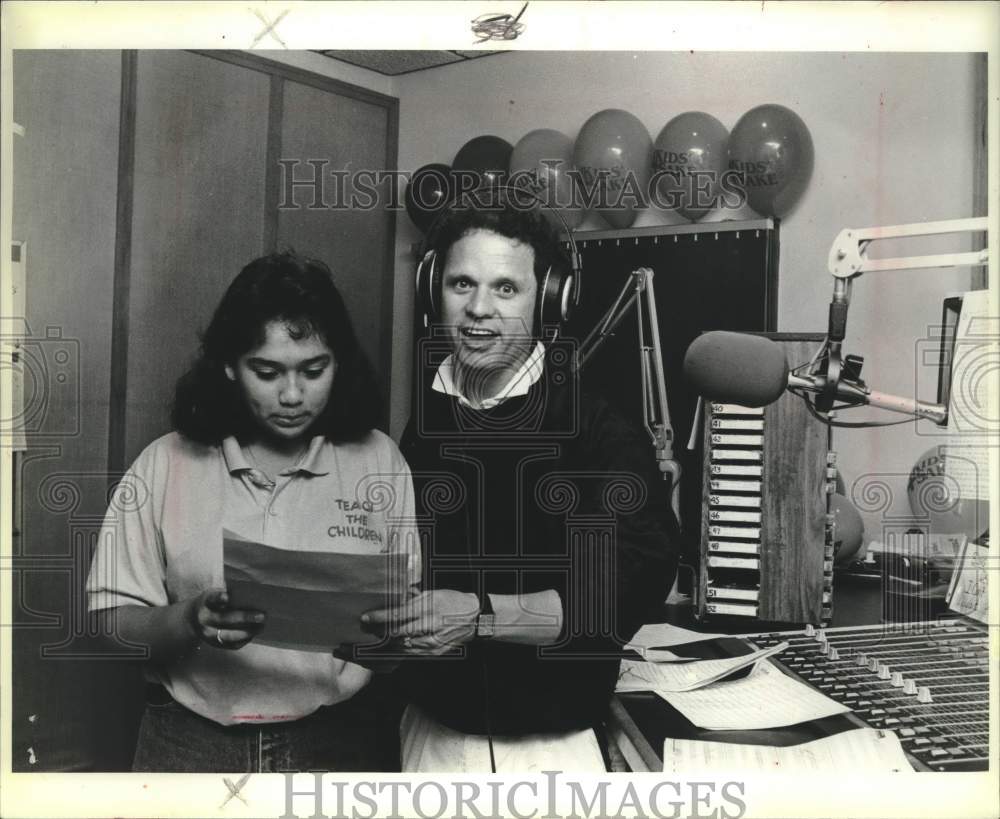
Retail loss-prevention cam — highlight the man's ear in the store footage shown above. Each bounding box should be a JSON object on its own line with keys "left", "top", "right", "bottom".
{"left": 224, "top": 364, "right": 236, "bottom": 382}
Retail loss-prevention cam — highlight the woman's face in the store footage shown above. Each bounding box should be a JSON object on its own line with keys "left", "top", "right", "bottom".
{"left": 226, "top": 320, "right": 336, "bottom": 445}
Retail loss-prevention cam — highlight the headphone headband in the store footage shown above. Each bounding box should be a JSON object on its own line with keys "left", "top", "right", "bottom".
{"left": 414, "top": 184, "right": 582, "bottom": 329}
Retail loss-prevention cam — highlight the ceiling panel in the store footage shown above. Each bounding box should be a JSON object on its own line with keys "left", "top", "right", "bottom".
{"left": 318, "top": 50, "right": 501, "bottom": 77}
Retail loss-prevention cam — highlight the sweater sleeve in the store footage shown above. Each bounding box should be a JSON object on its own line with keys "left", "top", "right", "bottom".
{"left": 563, "top": 395, "right": 680, "bottom": 647}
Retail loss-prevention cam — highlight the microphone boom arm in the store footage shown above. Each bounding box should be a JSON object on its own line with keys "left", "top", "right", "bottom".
{"left": 813, "top": 216, "right": 989, "bottom": 419}
{"left": 828, "top": 217, "right": 989, "bottom": 280}
{"left": 575, "top": 268, "right": 682, "bottom": 521}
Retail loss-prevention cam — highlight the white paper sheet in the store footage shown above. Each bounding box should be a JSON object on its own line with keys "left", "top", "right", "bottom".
{"left": 223, "top": 531, "right": 409, "bottom": 651}
{"left": 617, "top": 642, "right": 789, "bottom": 693}
{"left": 663, "top": 728, "right": 913, "bottom": 774}
{"left": 636, "top": 647, "right": 685, "bottom": 662}
{"left": 657, "top": 659, "right": 851, "bottom": 729}
{"left": 944, "top": 289, "right": 997, "bottom": 502}
{"left": 625, "top": 622, "right": 726, "bottom": 653}
{"left": 946, "top": 541, "right": 991, "bottom": 623}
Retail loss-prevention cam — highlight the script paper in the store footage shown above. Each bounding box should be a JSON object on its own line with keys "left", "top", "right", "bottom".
{"left": 657, "top": 660, "right": 850, "bottom": 729}
{"left": 625, "top": 623, "right": 725, "bottom": 659}
{"left": 223, "top": 532, "right": 408, "bottom": 651}
{"left": 617, "top": 642, "right": 789, "bottom": 693}
{"left": 663, "top": 728, "right": 912, "bottom": 774}
{"left": 946, "top": 541, "right": 991, "bottom": 623}
{"left": 944, "top": 288, "right": 996, "bottom": 502}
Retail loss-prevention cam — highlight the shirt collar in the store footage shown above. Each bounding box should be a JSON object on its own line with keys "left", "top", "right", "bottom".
{"left": 221, "top": 434, "right": 331, "bottom": 476}
{"left": 432, "top": 341, "right": 546, "bottom": 409}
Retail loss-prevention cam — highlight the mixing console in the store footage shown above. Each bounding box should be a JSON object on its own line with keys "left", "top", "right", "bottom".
{"left": 750, "top": 620, "right": 990, "bottom": 771}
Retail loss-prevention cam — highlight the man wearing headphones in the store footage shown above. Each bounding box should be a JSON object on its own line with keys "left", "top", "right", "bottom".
{"left": 363, "top": 188, "right": 679, "bottom": 771}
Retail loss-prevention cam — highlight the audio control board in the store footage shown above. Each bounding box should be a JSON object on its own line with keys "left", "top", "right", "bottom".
{"left": 609, "top": 619, "right": 991, "bottom": 774}
{"left": 750, "top": 620, "right": 990, "bottom": 771}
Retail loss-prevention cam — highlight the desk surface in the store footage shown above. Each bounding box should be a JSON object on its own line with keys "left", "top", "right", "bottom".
{"left": 664, "top": 569, "right": 934, "bottom": 633}
{"left": 609, "top": 570, "right": 976, "bottom": 773}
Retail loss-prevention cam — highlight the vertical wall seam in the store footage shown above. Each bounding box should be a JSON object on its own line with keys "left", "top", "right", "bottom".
{"left": 107, "top": 51, "right": 138, "bottom": 478}
{"left": 971, "top": 52, "right": 987, "bottom": 291}
{"left": 380, "top": 97, "right": 401, "bottom": 431}
{"left": 263, "top": 74, "right": 284, "bottom": 254}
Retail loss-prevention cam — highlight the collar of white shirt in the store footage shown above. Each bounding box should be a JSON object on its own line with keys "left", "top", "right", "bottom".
{"left": 221, "top": 434, "right": 332, "bottom": 477}
{"left": 432, "top": 341, "right": 546, "bottom": 410}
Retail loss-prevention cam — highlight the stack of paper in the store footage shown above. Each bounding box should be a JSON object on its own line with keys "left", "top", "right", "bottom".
{"left": 946, "top": 541, "right": 990, "bottom": 623}
{"left": 663, "top": 728, "right": 913, "bottom": 774}
{"left": 626, "top": 622, "right": 726, "bottom": 653}
{"left": 619, "top": 625, "right": 852, "bottom": 730}
{"left": 656, "top": 660, "right": 851, "bottom": 730}
{"left": 617, "top": 642, "right": 789, "bottom": 693}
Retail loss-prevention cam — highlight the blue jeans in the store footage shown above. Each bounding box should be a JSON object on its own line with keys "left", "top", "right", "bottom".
{"left": 132, "top": 680, "right": 401, "bottom": 772}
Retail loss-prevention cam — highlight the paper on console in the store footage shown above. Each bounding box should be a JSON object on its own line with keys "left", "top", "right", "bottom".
{"left": 617, "top": 641, "right": 789, "bottom": 693}
{"left": 656, "top": 659, "right": 851, "bottom": 730}
{"left": 663, "top": 727, "right": 912, "bottom": 774}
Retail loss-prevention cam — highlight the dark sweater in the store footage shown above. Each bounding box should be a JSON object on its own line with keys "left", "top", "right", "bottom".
{"left": 395, "top": 357, "right": 679, "bottom": 735}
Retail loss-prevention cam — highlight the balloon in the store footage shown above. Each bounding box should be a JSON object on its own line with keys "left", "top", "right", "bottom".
{"left": 404, "top": 163, "right": 454, "bottom": 233}
{"left": 508, "top": 128, "right": 583, "bottom": 230}
{"left": 833, "top": 469, "right": 846, "bottom": 497}
{"left": 652, "top": 112, "right": 729, "bottom": 221}
{"left": 728, "top": 104, "right": 814, "bottom": 218}
{"left": 573, "top": 109, "right": 652, "bottom": 229}
{"left": 830, "top": 493, "right": 865, "bottom": 566}
{"left": 907, "top": 445, "right": 989, "bottom": 541}
{"left": 452, "top": 135, "right": 513, "bottom": 191}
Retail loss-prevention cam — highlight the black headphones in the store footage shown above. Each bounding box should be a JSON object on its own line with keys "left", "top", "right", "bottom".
{"left": 414, "top": 186, "right": 582, "bottom": 331}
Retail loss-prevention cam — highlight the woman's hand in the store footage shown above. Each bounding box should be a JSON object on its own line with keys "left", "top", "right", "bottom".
{"left": 361, "top": 590, "right": 479, "bottom": 656}
{"left": 186, "top": 589, "right": 266, "bottom": 650}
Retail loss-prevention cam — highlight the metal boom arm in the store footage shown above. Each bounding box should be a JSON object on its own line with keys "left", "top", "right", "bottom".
{"left": 575, "top": 268, "right": 681, "bottom": 521}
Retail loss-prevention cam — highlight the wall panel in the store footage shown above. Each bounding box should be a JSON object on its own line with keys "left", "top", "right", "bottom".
{"left": 124, "top": 51, "right": 270, "bottom": 464}
{"left": 277, "top": 80, "right": 395, "bottom": 418}
{"left": 11, "top": 49, "right": 399, "bottom": 770}
{"left": 11, "top": 50, "right": 138, "bottom": 772}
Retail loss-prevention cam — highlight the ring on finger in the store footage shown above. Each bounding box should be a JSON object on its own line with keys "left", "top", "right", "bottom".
{"left": 216, "top": 630, "right": 225, "bottom": 647}
{"left": 402, "top": 636, "right": 414, "bottom": 649}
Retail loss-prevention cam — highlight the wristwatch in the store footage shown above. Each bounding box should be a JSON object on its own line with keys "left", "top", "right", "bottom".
{"left": 475, "top": 593, "right": 496, "bottom": 639}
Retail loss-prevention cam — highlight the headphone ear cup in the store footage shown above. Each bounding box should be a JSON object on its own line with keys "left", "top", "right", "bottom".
{"left": 537, "top": 265, "right": 573, "bottom": 328}
{"left": 560, "top": 274, "right": 575, "bottom": 323}
{"left": 416, "top": 249, "right": 440, "bottom": 322}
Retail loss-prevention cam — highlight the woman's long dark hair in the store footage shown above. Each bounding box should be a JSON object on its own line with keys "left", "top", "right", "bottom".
{"left": 172, "top": 251, "right": 381, "bottom": 444}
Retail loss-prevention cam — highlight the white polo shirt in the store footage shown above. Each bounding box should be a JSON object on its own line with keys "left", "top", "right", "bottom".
{"left": 87, "top": 430, "right": 419, "bottom": 725}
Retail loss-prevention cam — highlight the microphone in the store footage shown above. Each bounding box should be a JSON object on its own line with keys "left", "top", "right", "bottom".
{"left": 682, "top": 331, "right": 789, "bottom": 406}
{"left": 683, "top": 331, "right": 948, "bottom": 425}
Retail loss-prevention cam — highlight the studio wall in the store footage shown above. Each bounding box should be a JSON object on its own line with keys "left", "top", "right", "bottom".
{"left": 390, "top": 50, "right": 982, "bottom": 541}
{"left": 10, "top": 49, "right": 398, "bottom": 770}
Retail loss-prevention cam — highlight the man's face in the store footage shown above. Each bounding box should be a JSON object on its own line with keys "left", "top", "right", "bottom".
{"left": 440, "top": 229, "right": 538, "bottom": 392}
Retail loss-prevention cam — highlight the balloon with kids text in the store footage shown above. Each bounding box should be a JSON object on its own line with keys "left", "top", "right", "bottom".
{"left": 907, "top": 446, "right": 989, "bottom": 542}
{"left": 573, "top": 109, "right": 652, "bottom": 229}
{"left": 509, "top": 128, "right": 583, "bottom": 230}
{"left": 728, "top": 104, "right": 814, "bottom": 218}
{"left": 653, "top": 111, "right": 729, "bottom": 221}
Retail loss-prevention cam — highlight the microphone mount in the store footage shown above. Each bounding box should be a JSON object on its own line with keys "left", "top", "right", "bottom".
{"left": 574, "top": 268, "right": 681, "bottom": 521}
{"left": 810, "top": 217, "right": 989, "bottom": 422}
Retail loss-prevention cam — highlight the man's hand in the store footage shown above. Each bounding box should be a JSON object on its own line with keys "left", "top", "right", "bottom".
{"left": 362, "top": 589, "right": 480, "bottom": 656}
{"left": 186, "top": 588, "right": 266, "bottom": 650}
